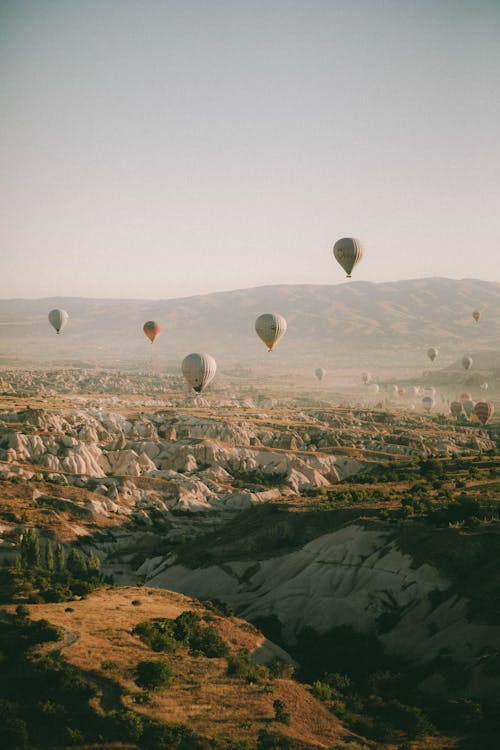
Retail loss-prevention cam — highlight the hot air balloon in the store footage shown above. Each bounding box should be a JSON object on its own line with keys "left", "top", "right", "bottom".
{"left": 424, "top": 386, "right": 436, "bottom": 398}
{"left": 480, "top": 382, "right": 489, "bottom": 391}
{"left": 460, "top": 392, "right": 472, "bottom": 402}
{"left": 427, "top": 347, "right": 438, "bottom": 362}
{"left": 181, "top": 353, "right": 217, "bottom": 393}
{"left": 422, "top": 396, "right": 434, "bottom": 412}
{"left": 407, "top": 386, "right": 419, "bottom": 399}
{"left": 368, "top": 383, "right": 380, "bottom": 394}
{"left": 462, "top": 356, "right": 473, "bottom": 370}
{"left": 143, "top": 321, "right": 161, "bottom": 343}
{"left": 474, "top": 401, "right": 494, "bottom": 425}
{"left": 333, "top": 237, "right": 363, "bottom": 278}
{"left": 362, "top": 371, "right": 372, "bottom": 385}
{"left": 463, "top": 399, "right": 475, "bottom": 417}
{"left": 315, "top": 367, "right": 326, "bottom": 381}
{"left": 472, "top": 311, "right": 480, "bottom": 323}
{"left": 255, "top": 313, "right": 287, "bottom": 351}
{"left": 48, "top": 309, "right": 69, "bottom": 334}
{"left": 387, "top": 384, "right": 399, "bottom": 398}
{"left": 450, "top": 401, "right": 463, "bottom": 418}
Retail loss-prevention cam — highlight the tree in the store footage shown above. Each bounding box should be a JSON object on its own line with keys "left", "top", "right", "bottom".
{"left": 55, "top": 544, "right": 65, "bottom": 572}
{"left": 20, "top": 529, "right": 40, "bottom": 569}
{"left": 45, "top": 543, "right": 54, "bottom": 572}
{"left": 66, "top": 549, "right": 87, "bottom": 579}
{"left": 86, "top": 551, "right": 101, "bottom": 578}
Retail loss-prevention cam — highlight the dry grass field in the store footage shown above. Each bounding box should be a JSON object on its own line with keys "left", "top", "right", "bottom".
{"left": 10, "top": 586, "right": 356, "bottom": 749}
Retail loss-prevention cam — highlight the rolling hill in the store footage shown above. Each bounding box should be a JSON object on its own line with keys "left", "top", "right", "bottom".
{"left": 0, "top": 277, "right": 498, "bottom": 369}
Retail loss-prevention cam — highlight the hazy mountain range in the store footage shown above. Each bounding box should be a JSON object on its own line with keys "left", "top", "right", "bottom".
{"left": 0, "top": 277, "right": 498, "bottom": 369}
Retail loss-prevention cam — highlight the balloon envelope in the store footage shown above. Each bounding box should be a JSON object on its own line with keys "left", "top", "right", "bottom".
{"left": 472, "top": 311, "right": 480, "bottom": 322}
{"left": 143, "top": 321, "right": 161, "bottom": 343}
{"left": 181, "top": 353, "right": 217, "bottom": 393}
{"left": 463, "top": 399, "right": 475, "bottom": 416}
{"left": 48, "top": 309, "right": 69, "bottom": 334}
{"left": 333, "top": 237, "right": 363, "bottom": 277}
{"left": 450, "top": 401, "right": 463, "bottom": 417}
{"left": 315, "top": 367, "right": 326, "bottom": 381}
{"left": 362, "top": 371, "right": 372, "bottom": 384}
{"left": 474, "top": 401, "right": 494, "bottom": 425}
{"left": 462, "top": 356, "right": 473, "bottom": 370}
{"left": 255, "top": 313, "right": 287, "bottom": 351}
{"left": 427, "top": 347, "right": 438, "bottom": 362}
{"left": 422, "top": 396, "right": 434, "bottom": 411}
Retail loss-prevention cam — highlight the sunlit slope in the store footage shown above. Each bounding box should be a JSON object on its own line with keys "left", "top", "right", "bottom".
{"left": 0, "top": 278, "right": 499, "bottom": 367}
{"left": 16, "top": 586, "right": 352, "bottom": 749}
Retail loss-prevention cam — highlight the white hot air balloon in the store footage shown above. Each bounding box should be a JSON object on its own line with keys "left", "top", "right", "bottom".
{"left": 48, "top": 309, "right": 69, "bottom": 334}
{"left": 255, "top": 313, "right": 287, "bottom": 351}
{"left": 181, "top": 353, "right": 217, "bottom": 393}
{"left": 333, "top": 237, "right": 363, "bottom": 278}
{"left": 315, "top": 367, "right": 326, "bottom": 381}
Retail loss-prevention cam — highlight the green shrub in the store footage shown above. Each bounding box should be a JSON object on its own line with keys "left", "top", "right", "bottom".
{"left": 227, "top": 650, "right": 269, "bottom": 683}
{"left": 136, "top": 660, "right": 175, "bottom": 691}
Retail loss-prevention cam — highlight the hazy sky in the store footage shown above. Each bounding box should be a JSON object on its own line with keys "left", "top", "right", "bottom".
{"left": 1, "top": 0, "right": 499, "bottom": 299}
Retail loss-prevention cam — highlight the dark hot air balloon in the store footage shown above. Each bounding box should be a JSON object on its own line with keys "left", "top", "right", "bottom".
{"left": 474, "top": 401, "right": 494, "bottom": 425}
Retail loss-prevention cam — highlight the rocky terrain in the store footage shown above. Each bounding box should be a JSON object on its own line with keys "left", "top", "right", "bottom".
{"left": 1, "top": 367, "right": 499, "bottom": 749}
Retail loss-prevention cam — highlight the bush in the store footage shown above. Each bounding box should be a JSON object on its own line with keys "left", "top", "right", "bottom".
{"left": 311, "top": 681, "right": 332, "bottom": 701}
{"left": 138, "top": 718, "right": 196, "bottom": 750}
{"left": 189, "top": 625, "right": 228, "bottom": 658}
{"left": 227, "top": 650, "right": 269, "bottom": 683}
{"left": 268, "top": 659, "right": 295, "bottom": 679}
{"left": 273, "top": 700, "right": 290, "bottom": 726}
{"left": 135, "top": 660, "right": 175, "bottom": 691}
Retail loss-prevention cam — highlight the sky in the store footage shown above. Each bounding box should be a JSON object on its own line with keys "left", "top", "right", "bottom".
{"left": 1, "top": 0, "right": 499, "bottom": 299}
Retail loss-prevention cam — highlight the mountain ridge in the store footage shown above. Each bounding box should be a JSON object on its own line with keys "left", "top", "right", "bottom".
{"left": 0, "top": 277, "right": 498, "bottom": 368}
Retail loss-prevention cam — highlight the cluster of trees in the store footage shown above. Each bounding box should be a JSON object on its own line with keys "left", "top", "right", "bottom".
{"left": 279, "top": 623, "right": 500, "bottom": 747}
{"left": 133, "top": 611, "right": 229, "bottom": 658}
{"left": 0, "top": 529, "right": 102, "bottom": 604}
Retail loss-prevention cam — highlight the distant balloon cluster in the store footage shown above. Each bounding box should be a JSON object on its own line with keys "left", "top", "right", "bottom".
{"left": 44, "top": 240, "right": 494, "bottom": 422}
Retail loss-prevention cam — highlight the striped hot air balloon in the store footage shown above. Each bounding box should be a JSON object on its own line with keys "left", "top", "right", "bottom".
{"left": 333, "top": 237, "right": 363, "bottom": 278}
{"left": 474, "top": 401, "right": 494, "bottom": 425}
{"left": 143, "top": 321, "right": 161, "bottom": 343}
{"left": 181, "top": 353, "right": 217, "bottom": 393}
